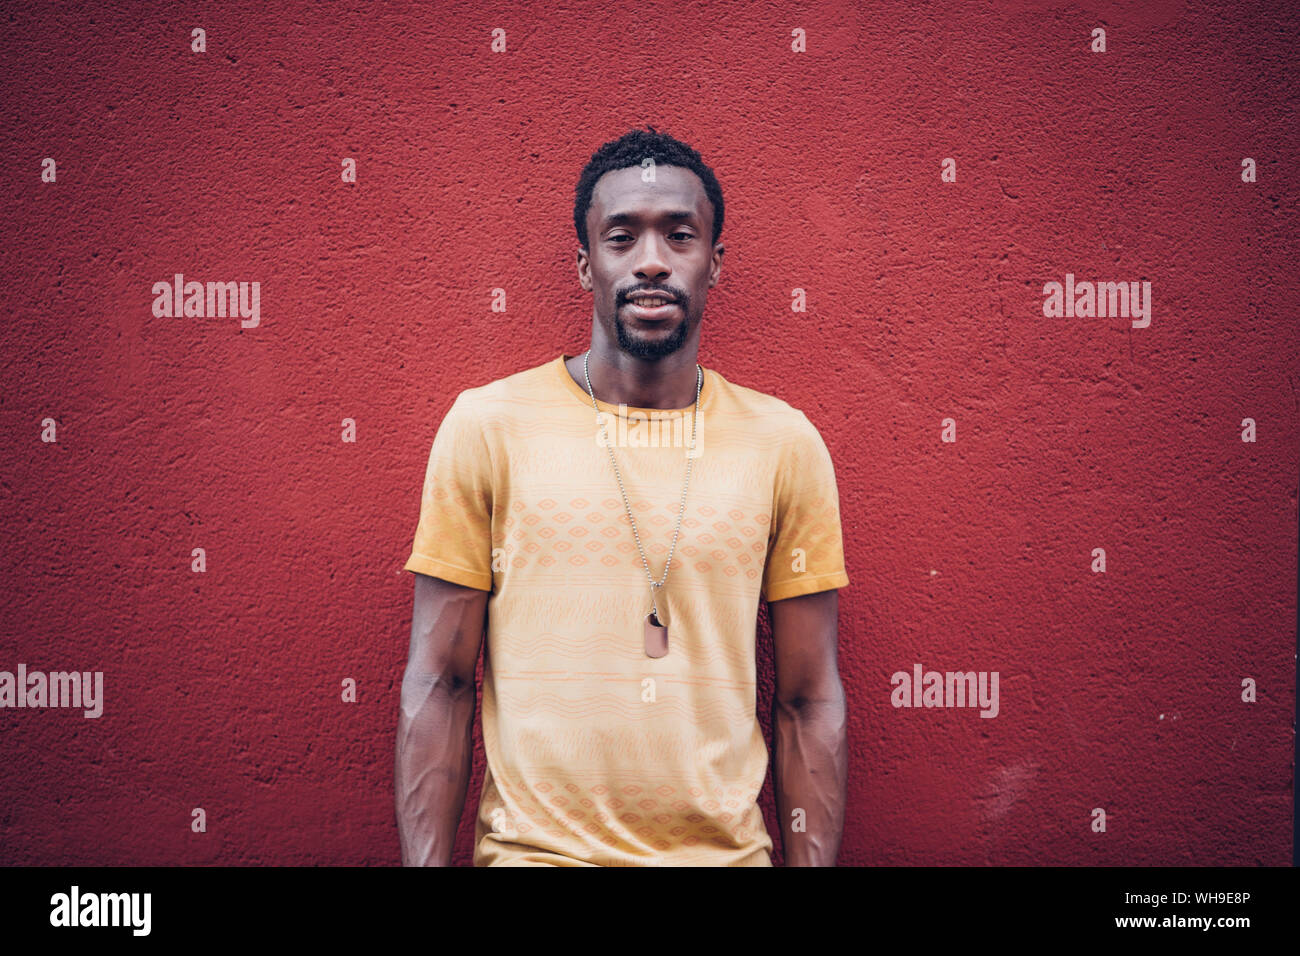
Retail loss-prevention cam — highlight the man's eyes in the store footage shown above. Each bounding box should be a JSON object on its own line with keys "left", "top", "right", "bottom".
{"left": 608, "top": 232, "right": 694, "bottom": 242}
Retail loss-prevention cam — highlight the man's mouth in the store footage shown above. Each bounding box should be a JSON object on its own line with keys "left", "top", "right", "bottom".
{"left": 623, "top": 293, "right": 680, "bottom": 319}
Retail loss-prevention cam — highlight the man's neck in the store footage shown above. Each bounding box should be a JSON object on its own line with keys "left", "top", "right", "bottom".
{"left": 566, "top": 347, "right": 702, "bottom": 410}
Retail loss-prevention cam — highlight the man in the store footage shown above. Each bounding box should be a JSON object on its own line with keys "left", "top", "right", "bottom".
{"left": 396, "top": 126, "right": 849, "bottom": 866}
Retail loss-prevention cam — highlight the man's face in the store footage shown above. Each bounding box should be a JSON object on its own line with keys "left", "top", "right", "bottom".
{"left": 578, "top": 164, "right": 723, "bottom": 361}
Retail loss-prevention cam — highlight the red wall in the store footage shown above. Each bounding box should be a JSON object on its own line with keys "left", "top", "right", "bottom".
{"left": 0, "top": 0, "right": 1294, "bottom": 865}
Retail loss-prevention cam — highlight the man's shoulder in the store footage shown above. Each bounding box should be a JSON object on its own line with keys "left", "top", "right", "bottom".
{"left": 711, "top": 367, "right": 822, "bottom": 439}
{"left": 446, "top": 355, "right": 562, "bottom": 417}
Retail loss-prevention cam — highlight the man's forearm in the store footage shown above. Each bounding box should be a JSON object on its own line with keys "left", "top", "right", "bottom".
{"left": 772, "top": 687, "right": 847, "bottom": 866}
{"left": 395, "top": 672, "right": 476, "bottom": 866}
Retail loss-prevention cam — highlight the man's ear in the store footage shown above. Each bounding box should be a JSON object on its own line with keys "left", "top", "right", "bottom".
{"left": 577, "top": 246, "right": 591, "bottom": 291}
{"left": 709, "top": 243, "right": 725, "bottom": 287}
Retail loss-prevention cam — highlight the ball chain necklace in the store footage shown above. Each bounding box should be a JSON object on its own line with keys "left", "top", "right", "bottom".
{"left": 583, "top": 348, "right": 702, "bottom": 659}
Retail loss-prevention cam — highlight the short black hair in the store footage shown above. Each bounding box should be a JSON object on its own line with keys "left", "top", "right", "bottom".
{"left": 573, "top": 125, "right": 724, "bottom": 250}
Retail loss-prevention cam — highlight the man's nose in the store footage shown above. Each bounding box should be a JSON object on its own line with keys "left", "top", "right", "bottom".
{"left": 632, "top": 234, "right": 670, "bottom": 281}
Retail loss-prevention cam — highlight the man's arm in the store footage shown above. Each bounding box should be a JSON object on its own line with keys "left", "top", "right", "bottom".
{"left": 769, "top": 587, "right": 847, "bottom": 866}
{"left": 395, "top": 571, "right": 489, "bottom": 866}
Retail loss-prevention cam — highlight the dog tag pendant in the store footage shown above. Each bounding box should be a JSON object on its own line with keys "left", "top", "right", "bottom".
{"left": 644, "top": 612, "right": 669, "bottom": 658}
{"left": 644, "top": 590, "right": 669, "bottom": 658}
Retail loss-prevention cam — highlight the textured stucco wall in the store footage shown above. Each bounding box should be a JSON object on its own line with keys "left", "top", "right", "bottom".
{"left": 0, "top": 0, "right": 1295, "bottom": 865}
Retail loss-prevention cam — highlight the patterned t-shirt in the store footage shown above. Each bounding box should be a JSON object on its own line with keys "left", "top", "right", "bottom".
{"left": 403, "top": 353, "right": 849, "bottom": 866}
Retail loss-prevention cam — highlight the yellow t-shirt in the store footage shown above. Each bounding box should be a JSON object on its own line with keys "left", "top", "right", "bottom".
{"left": 403, "top": 353, "right": 849, "bottom": 866}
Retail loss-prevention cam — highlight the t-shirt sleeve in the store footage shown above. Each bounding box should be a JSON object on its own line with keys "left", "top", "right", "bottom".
{"left": 761, "top": 412, "right": 850, "bottom": 603}
{"left": 401, "top": 393, "right": 495, "bottom": 591}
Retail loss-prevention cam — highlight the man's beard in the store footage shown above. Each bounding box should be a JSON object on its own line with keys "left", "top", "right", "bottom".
{"left": 613, "top": 310, "right": 690, "bottom": 360}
